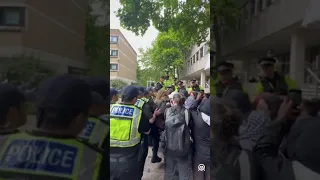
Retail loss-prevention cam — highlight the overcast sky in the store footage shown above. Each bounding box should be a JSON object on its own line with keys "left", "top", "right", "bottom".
{"left": 110, "top": 0, "right": 158, "bottom": 54}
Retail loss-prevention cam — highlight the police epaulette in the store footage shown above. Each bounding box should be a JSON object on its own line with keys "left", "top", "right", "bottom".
{"left": 76, "top": 138, "right": 104, "bottom": 154}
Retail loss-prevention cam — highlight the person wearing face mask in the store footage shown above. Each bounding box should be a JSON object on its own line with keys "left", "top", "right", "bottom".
{"left": 0, "top": 84, "right": 27, "bottom": 133}
{"left": 255, "top": 57, "right": 297, "bottom": 95}
{"left": 212, "top": 61, "right": 245, "bottom": 98}
{"left": 0, "top": 75, "right": 103, "bottom": 179}
{"left": 78, "top": 77, "right": 110, "bottom": 150}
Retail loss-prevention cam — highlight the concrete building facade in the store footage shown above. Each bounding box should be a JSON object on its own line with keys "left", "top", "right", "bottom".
{"left": 110, "top": 29, "right": 137, "bottom": 84}
{"left": 0, "top": 0, "right": 89, "bottom": 75}
{"left": 180, "top": 30, "right": 210, "bottom": 91}
{"left": 221, "top": 0, "right": 320, "bottom": 97}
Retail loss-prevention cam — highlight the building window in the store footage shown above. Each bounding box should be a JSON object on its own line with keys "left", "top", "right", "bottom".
{"left": 0, "top": 7, "right": 25, "bottom": 27}
{"left": 193, "top": 55, "right": 195, "bottom": 63}
{"left": 110, "top": 36, "right": 118, "bottom": 43}
{"left": 190, "top": 58, "right": 193, "bottom": 65}
{"left": 110, "top": 49, "right": 118, "bottom": 57}
{"left": 200, "top": 47, "right": 204, "bottom": 58}
{"left": 196, "top": 52, "right": 199, "bottom": 61}
{"left": 110, "top": 64, "right": 118, "bottom": 71}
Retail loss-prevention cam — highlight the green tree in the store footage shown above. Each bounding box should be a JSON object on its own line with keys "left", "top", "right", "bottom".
{"left": 211, "top": 0, "right": 239, "bottom": 63}
{"left": 85, "top": 1, "right": 109, "bottom": 77}
{"left": 4, "top": 55, "right": 55, "bottom": 88}
{"left": 148, "top": 30, "right": 186, "bottom": 78}
{"left": 111, "top": 79, "right": 128, "bottom": 90}
{"left": 116, "top": 0, "right": 210, "bottom": 45}
{"left": 136, "top": 48, "right": 161, "bottom": 86}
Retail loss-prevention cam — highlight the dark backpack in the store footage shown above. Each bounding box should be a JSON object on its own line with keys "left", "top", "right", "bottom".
{"left": 163, "top": 107, "right": 192, "bottom": 157}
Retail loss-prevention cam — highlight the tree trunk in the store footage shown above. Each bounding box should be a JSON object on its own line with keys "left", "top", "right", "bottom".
{"left": 212, "top": 16, "right": 223, "bottom": 79}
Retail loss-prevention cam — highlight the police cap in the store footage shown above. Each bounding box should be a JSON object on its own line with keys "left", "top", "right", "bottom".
{"left": 37, "top": 74, "right": 92, "bottom": 116}
{"left": 178, "top": 81, "right": 183, "bottom": 85}
{"left": 216, "top": 61, "right": 234, "bottom": 72}
{"left": 258, "top": 57, "right": 276, "bottom": 66}
{"left": 110, "top": 88, "right": 118, "bottom": 97}
{"left": 191, "top": 79, "right": 196, "bottom": 83}
{"left": 121, "top": 85, "right": 139, "bottom": 100}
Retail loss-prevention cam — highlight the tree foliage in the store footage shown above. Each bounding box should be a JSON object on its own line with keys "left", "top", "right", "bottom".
{"left": 116, "top": 0, "right": 210, "bottom": 45}
{"left": 136, "top": 48, "right": 161, "bottom": 86}
{"left": 4, "top": 55, "right": 55, "bottom": 88}
{"left": 85, "top": 1, "right": 109, "bottom": 77}
{"left": 211, "top": 0, "right": 239, "bottom": 63}
{"left": 111, "top": 79, "right": 128, "bottom": 90}
{"left": 150, "top": 30, "right": 185, "bottom": 72}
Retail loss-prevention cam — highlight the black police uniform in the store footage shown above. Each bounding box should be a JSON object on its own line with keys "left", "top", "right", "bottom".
{"left": 257, "top": 57, "right": 291, "bottom": 95}
{"left": 215, "top": 61, "right": 244, "bottom": 98}
{"left": 136, "top": 87, "right": 154, "bottom": 178}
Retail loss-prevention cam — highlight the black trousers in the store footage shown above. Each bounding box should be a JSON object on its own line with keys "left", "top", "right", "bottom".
{"left": 110, "top": 153, "right": 141, "bottom": 180}
{"left": 150, "top": 125, "right": 160, "bottom": 156}
{"left": 138, "top": 134, "right": 149, "bottom": 177}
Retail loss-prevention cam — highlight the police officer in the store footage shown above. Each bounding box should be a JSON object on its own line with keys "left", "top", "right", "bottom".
{"left": 110, "top": 88, "right": 119, "bottom": 104}
{"left": 77, "top": 77, "right": 109, "bottom": 150}
{"left": 175, "top": 80, "right": 186, "bottom": 92}
{"left": 188, "top": 78, "right": 204, "bottom": 93}
{"left": 110, "top": 85, "right": 160, "bottom": 180}
{"left": 143, "top": 87, "right": 162, "bottom": 163}
{"left": 156, "top": 76, "right": 166, "bottom": 90}
{"left": 0, "top": 75, "right": 103, "bottom": 179}
{"left": 256, "top": 57, "right": 297, "bottom": 95}
{"left": 0, "top": 84, "right": 26, "bottom": 132}
{"left": 136, "top": 86, "right": 157, "bottom": 176}
{"left": 212, "top": 61, "right": 245, "bottom": 97}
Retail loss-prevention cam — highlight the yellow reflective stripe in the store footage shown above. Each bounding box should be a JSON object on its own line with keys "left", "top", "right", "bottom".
{"left": 110, "top": 104, "right": 142, "bottom": 147}
{"left": 92, "top": 153, "right": 102, "bottom": 180}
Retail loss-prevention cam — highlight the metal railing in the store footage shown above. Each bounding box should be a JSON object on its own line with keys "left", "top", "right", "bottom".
{"left": 305, "top": 68, "right": 320, "bottom": 98}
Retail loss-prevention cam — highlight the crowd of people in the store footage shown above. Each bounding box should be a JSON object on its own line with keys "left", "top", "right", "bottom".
{"left": 110, "top": 75, "right": 210, "bottom": 180}
{"left": 211, "top": 56, "right": 320, "bottom": 180}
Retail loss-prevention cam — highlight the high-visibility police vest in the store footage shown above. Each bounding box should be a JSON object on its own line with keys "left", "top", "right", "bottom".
{"left": 141, "top": 97, "right": 149, "bottom": 103}
{"left": 0, "top": 132, "right": 102, "bottom": 180}
{"left": 110, "top": 104, "right": 142, "bottom": 148}
{"left": 135, "top": 99, "right": 145, "bottom": 109}
{"left": 187, "top": 85, "right": 203, "bottom": 93}
{"left": 78, "top": 116, "right": 109, "bottom": 149}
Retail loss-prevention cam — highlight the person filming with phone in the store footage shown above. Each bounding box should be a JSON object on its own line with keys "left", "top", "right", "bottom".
{"left": 253, "top": 89, "right": 320, "bottom": 180}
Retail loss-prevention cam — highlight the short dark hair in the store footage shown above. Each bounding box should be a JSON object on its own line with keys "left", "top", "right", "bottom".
{"left": 0, "top": 85, "right": 26, "bottom": 122}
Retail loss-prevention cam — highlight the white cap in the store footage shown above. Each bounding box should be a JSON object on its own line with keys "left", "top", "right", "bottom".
{"left": 168, "top": 92, "right": 178, "bottom": 99}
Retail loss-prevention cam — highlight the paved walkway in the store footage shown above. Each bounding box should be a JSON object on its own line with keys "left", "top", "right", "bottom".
{"left": 142, "top": 147, "right": 165, "bottom": 180}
